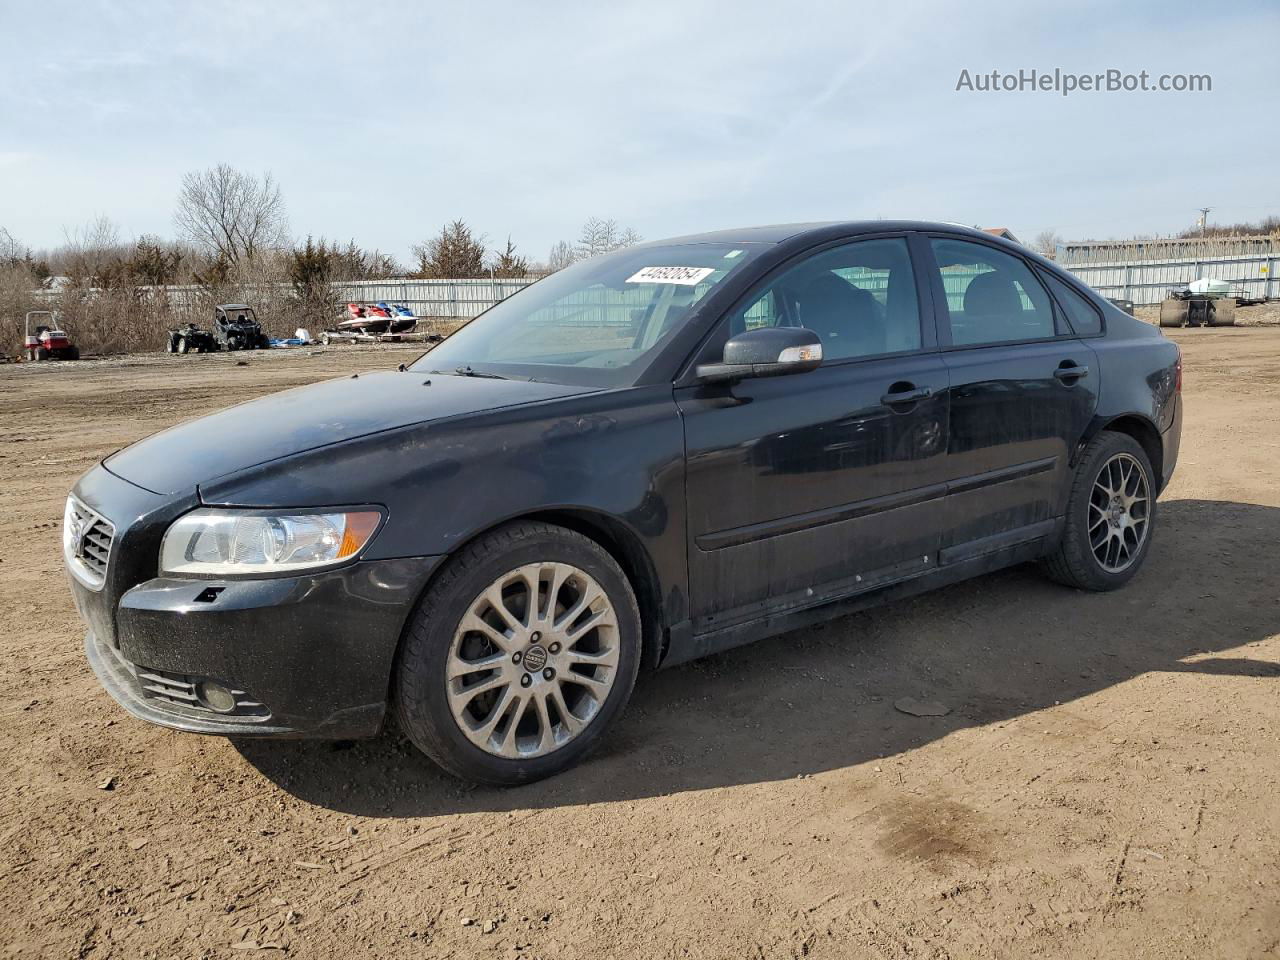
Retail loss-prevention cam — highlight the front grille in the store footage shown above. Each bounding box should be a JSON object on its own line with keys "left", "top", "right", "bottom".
{"left": 135, "top": 665, "right": 270, "bottom": 719}
{"left": 65, "top": 496, "right": 115, "bottom": 589}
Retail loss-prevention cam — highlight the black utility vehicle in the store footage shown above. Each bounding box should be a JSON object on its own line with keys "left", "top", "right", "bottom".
{"left": 66, "top": 222, "right": 1181, "bottom": 784}
{"left": 212, "top": 304, "right": 270, "bottom": 350}
{"left": 165, "top": 305, "right": 270, "bottom": 354}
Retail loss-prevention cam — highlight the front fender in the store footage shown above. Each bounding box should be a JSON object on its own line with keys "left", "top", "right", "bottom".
{"left": 199, "top": 384, "right": 690, "bottom": 631}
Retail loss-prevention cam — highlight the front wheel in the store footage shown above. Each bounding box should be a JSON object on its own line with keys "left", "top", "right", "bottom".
{"left": 395, "top": 522, "right": 641, "bottom": 785}
{"left": 1042, "top": 432, "right": 1156, "bottom": 591}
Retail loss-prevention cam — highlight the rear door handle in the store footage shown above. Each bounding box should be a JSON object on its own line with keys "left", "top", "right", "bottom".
{"left": 1053, "top": 363, "right": 1089, "bottom": 383}
{"left": 881, "top": 385, "right": 933, "bottom": 406}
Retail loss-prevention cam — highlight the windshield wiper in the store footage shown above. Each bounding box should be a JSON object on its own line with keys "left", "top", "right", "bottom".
{"left": 446, "top": 365, "right": 509, "bottom": 380}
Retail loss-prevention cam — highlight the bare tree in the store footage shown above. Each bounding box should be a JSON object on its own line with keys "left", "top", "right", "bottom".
{"left": 174, "top": 163, "right": 288, "bottom": 266}
{"left": 547, "top": 239, "right": 576, "bottom": 271}
{"left": 0, "top": 226, "right": 24, "bottom": 264}
{"left": 572, "top": 217, "right": 642, "bottom": 261}
{"left": 59, "top": 215, "right": 126, "bottom": 284}
{"left": 1034, "top": 229, "right": 1063, "bottom": 260}
{"left": 1176, "top": 215, "right": 1280, "bottom": 239}
{"left": 0, "top": 227, "right": 50, "bottom": 350}
{"left": 576, "top": 217, "right": 616, "bottom": 258}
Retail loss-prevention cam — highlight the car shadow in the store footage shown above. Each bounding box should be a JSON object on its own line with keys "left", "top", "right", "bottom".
{"left": 234, "top": 498, "right": 1280, "bottom": 816}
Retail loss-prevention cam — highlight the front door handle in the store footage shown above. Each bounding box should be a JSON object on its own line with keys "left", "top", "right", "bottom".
{"left": 1053, "top": 362, "right": 1089, "bottom": 383}
{"left": 881, "top": 384, "right": 933, "bottom": 406}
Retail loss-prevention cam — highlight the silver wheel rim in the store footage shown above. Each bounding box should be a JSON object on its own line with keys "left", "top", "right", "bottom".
{"left": 445, "top": 562, "right": 620, "bottom": 759}
{"left": 1089, "top": 452, "right": 1150, "bottom": 573}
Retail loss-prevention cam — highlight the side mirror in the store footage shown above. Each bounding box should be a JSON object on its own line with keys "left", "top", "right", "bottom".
{"left": 696, "top": 327, "right": 823, "bottom": 383}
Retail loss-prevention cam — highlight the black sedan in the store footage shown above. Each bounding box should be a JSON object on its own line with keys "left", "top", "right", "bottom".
{"left": 65, "top": 221, "right": 1181, "bottom": 784}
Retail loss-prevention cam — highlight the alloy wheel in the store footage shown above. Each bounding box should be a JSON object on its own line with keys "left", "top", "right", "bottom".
{"left": 1088, "top": 452, "right": 1150, "bottom": 573}
{"left": 445, "top": 562, "right": 620, "bottom": 759}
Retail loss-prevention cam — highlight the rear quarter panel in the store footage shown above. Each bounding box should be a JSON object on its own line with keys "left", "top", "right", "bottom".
{"left": 1084, "top": 308, "right": 1180, "bottom": 452}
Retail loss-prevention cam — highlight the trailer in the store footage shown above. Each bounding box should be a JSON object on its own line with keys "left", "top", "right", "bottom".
{"left": 319, "top": 329, "right": 444, "bottom": 346}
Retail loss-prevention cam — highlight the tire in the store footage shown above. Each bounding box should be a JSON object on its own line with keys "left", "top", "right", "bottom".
{"left": 65, "top": 346, "right": 79, "bottom": 361}
{"left": 165, "top": 336, "right": 175, "bottom": 353}
{"left": 176, "top": 336, "right": 189, "bottom": 355}
{"left": 395, "top": 521, "right": 642, "bottom": 785}
{"left": 35, "top": 347, "right": 49, "bottom": 361}
{"left": 1042, "top": 432, "right": 1156, "bottom": 591}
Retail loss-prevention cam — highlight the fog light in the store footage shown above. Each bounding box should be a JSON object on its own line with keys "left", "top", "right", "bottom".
{"left": 195, "top": 680, "right": 236, "bottom": 713}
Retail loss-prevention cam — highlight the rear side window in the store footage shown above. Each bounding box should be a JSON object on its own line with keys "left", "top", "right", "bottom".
{"left": 1041, "top": 271, "right": 1103, "bottom": 335}
{"left": 929, "top": 238, "right": 1056, "bottom": 346}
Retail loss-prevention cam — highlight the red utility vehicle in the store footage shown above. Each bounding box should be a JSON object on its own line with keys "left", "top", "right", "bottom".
{"left": 23, "top": 311, "right": 80, "bottom": 361}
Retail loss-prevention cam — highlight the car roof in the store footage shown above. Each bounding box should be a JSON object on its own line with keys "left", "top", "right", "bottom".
{"left": 216, "top": 303, "right": 252, "bottom": 311}
{"left": 648, "top": 220, "right": 998, "bottom": 246}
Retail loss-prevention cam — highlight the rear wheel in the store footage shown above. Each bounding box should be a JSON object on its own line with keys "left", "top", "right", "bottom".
{"left": 176, "top": 336, "right": 189, "bottom": 354}
{"left": 1043, "top": 432, "right": 1155, "bottom": 591}
{"left": 395, "top": 521, "right": 641, "bottom": 785}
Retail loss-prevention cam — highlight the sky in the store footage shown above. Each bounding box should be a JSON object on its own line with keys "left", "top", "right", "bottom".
{"left": 1, "top": 0, "right": 1277, "bottom": 265}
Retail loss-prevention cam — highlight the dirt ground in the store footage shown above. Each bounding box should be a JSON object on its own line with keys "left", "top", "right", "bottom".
{"left": 1, "top": 330, "right": 1278, "bottom": 960}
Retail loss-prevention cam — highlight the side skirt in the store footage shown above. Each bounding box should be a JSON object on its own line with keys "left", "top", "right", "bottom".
{"left": 660, "top": 521, "right": 1061, "bottom": 668}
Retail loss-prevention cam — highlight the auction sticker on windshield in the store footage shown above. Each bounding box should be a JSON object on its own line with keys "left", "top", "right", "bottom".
{"left": 626, "top": 266, "right": 716, "bottom": 285}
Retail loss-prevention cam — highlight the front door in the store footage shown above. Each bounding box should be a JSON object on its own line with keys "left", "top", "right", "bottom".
{"left": 921, "top": 235, "right": 1099, "bottom": 557}
{"left": 676, "top": 235, "right": 950, "bottom": 633}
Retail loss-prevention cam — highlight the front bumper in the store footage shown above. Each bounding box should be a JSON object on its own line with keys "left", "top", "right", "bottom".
{"left": 80, "top": 557, "right": 443, "bottom": 738}
{"left": 86, "top": 629, "right": 297, "bottom": 735}
{"left": 67, "top": 465, "right": 445, "bottom": 738}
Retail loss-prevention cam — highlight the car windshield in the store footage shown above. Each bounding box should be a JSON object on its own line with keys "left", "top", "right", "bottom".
{"left": 413, "top": 242, "right": 762, "bottom": 386}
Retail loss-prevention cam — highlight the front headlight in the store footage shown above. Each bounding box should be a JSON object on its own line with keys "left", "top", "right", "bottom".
{"left": 160, "top": 509, "right": 382, "bottom": 577}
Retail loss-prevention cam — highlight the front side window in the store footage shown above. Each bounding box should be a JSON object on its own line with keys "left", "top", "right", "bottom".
{"left": 930, "top": 238, "right": 1056, "bottom": 346}
{"left": 729, "top": 236, "right": 922, "bottom": 361}
{"left": 414, "top": 243, "right": 761, "bottom": 386}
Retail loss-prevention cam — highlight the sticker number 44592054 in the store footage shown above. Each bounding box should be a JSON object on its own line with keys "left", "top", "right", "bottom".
{"left": 625, "top": 266, "right": 716, "bottom": 285}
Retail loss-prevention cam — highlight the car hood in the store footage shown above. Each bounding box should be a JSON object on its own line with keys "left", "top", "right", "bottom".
{"left": 105, "top": 370, "right": 595, "bottom": 495}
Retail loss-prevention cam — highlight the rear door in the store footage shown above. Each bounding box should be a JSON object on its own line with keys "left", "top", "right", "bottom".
{"left": 675, "top": 234, "right": 951, "bottom": 632}
{"left": 920, "top": 235, "right": 1098, "bottom": 558}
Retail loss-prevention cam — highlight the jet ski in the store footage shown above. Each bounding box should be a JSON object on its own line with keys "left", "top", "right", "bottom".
{"left": 337, "top": 302, "right": 418, "bottom": 334}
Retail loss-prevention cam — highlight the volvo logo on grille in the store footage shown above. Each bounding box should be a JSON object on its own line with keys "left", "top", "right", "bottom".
{"left": 68, "top": 514, "right": 86, "bottom": 555}
{"left": 522, "top": 645, "right": 548, "bottom": 672}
